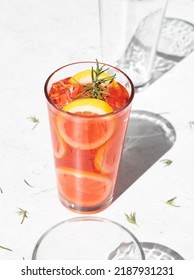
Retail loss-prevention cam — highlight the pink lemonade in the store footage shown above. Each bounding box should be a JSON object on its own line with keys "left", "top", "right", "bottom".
{"left": 45, "top": 62, "right": 134, "bottom": 213}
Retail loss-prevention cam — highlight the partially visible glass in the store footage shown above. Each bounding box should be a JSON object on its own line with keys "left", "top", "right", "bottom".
{"left": 32, "top": 216, "right": 145, "bottom": 260}
{"left": 44, "top": 61, "right": 134, "bottom": 213}
{"left": 99, "top": 0, "right": 168, "bottom": 90}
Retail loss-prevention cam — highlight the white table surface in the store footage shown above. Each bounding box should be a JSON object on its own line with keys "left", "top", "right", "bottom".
{"left": 0, "top": 0, "right": 194, "bottom": 260}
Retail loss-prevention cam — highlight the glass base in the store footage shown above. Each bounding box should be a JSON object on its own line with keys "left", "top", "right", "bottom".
{"left": 58, "top": 194, "right": 113, "bottom": 214}
{"left": 32, "top": 217, "right": 145, "bottom": 260}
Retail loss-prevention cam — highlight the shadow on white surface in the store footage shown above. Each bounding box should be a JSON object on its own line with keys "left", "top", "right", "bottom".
{"left": 114, "top": 110, "right": 176, "bottom": 201}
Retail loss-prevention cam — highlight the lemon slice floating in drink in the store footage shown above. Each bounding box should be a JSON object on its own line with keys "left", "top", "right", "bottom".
{"left": 69, "top": 69, "right": 93, "bottom": 84}
{"left": 69, "top": 68, "right": 115, "bottom": 85}
{"left": 63, "top": 98, "right": 113, "bottom": 116}
{"left": 56, "top": 98, "right": 115, "bottom": 150}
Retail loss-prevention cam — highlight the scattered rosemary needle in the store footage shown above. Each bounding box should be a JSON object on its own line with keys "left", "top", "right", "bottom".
{"left": 188, "top": 121, "right": 194, "bottom": 128}
{"left": 160, "top": 159, "right": 173, "bottom": 167}
{"left": 0, "top": 187, "right": 3, "bottom": 193}
{"left": 125, "top": 212, "right": 137, "bottom": 225}
{"left": 17, "top": 208, "right": 29, "bottom": 224}
{"left": 27, "top": 115, "right": 40, "bottom": 130}
{"left": 24, "top": 179, "right": 34, "bottom": 188}
{"left": 166, "top": 197, "right": 180, "bottom": 207}
{"left": 0, "top": 245, "right": 12, "bottom": 252}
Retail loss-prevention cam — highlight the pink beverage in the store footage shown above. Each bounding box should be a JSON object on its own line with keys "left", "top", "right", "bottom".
{"left": 45, "top": 61, "right": 134, "bottom": 213}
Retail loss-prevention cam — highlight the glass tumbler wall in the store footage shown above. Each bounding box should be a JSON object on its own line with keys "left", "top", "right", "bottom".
{"left": 44, "top": 62, "right": 134, "bottom": 213}
{"left": 99, "top": 0, "right": 168, "bottom": 89}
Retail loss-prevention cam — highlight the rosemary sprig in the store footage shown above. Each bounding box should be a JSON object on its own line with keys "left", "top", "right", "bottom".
{"left": 27, "top": 115, "right": 40, "bottom": 130}
{"left": 0, "top": 245, "right": 12, "bottom": 252}
{"left": 165, "top": 197, "right": 180, "bottom": 207}
{"left": 17, "top": 208, "right": 29, "bottom": 224}
{"left": 160, "top": 159, "right": 173, "bottom": 167}
{"left": 74, "top": 60, "right": 116, "bottom": 101}
{"left": 125, "top": 212, "right": 137, "bottom": 225}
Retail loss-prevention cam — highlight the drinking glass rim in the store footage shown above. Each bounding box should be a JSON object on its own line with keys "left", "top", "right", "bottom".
{"left": 32, "top": 216, "right": 145, "bottom": 260}
{"left": 44, "top": 61, "right": 135, "bottom": 119}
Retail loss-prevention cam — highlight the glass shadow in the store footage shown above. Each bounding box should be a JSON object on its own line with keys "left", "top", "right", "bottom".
{"left": 118, "top": 17, "right": 194, "bottom": 87}
{"left": 114, "top": 110, "right": 176, "bottom": 201}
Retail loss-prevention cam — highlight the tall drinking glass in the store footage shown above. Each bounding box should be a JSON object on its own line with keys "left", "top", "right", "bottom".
{"left": 44, "top": 61, "right": 134, "bottom": 213}
{"left": 99, "top": 0, "right": 168, "bottom": 90}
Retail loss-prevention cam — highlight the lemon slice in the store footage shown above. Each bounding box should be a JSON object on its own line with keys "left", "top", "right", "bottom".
{"left": 57, "top": 167, "right": 112, "bottom": 207}
{"left": 69, "top": 69, "right": 112, "bottom": 85}
{"left": 57, "top": 98, "right": 115, "bottom": 150}
{"left": 63, "top": 98, "right": 113, "bottom": 115}
{"left": 49, "top": 115, "right": 66, "bottom": 159}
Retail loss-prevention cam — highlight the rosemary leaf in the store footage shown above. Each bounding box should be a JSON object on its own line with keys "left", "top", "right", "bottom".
{"left": 166, "top": 197, "right": 180, "bottom": 207}
{"left": 17, "top": 208, "right": 29, "bottom": 224}
{"left": 0, "top": 187, "right": 3, "bottom": 193}
{"left": 188, "top": 121, "right": 194, "bottom": 128}
{"left": 0, "top": 245, "right": 12, "bottom": 252}
{"left": 27, "top": 116, "right": 40, "bottom": 130}
{"left": 125, "top": 212, "right": 137, "bottom": 225}
{"left": 24, "top": 179, "right": 34, "bottom": 188}
{"left": 160, "top": 159, "right": 173, "bottom": 167}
